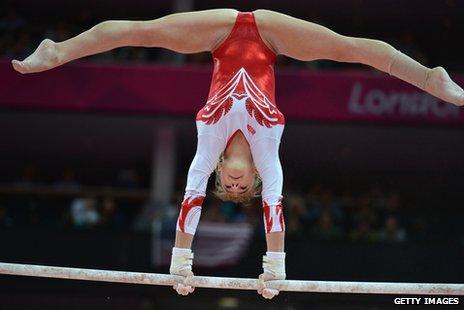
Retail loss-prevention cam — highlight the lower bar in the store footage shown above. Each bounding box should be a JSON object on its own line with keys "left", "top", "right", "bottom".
{"left": 1, "top": 262, "right": 463, "bottom": 295}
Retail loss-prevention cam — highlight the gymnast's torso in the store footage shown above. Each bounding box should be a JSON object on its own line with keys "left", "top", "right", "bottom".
{"left": 197, "top": 11, "right": 284, "bottom": 129}
{"left": 185, "top": 11, "right": 285, "bottom": 210}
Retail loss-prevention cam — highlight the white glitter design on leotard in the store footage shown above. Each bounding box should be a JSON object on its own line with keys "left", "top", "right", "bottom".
{"left": 198, "top": 68, "right": 283, "bottom": 127}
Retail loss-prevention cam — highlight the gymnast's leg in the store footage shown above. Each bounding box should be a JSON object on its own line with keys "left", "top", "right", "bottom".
{"left": 11, "top": 9, "right": 237, "bottom": 74}
{"left": 254, "top": 9, "right": 464, "bottom": 106}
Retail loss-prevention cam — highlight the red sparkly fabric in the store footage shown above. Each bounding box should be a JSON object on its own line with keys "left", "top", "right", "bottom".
{"left": 196, "top": 12, "right": 285, "bottom": 127}
{"left": 263, "top": 199, "right": 285, "bottom": 233}
{"left": 177, "top": 196, "right": 204, "bottom": 233}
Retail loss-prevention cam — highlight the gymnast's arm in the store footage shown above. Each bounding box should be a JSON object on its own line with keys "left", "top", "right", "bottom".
{"left": 254, "top": 9, "right": 464, "bottom": 107}
{"left": 250, "top": 138, "right": 286, "bottom": 299}
{"left": 169, "top": 131, "right": 225, "bottom": 296}
{"left": 11, "top": 9, "right": 237, "bottom": 74}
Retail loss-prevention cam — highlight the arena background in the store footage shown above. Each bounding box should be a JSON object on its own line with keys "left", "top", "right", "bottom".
{"left": 0, "top": 0, "right": 463, "bottom": 309}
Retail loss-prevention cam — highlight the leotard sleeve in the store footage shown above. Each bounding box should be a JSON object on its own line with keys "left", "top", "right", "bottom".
{"left": 185, "top": 131, "right": 225, "bottom": 197}
{"left": 251, "top": 136, "right": 285, "bottom": 233}
{"left": 176, "top": 124, "right": 225, "bottom": 235}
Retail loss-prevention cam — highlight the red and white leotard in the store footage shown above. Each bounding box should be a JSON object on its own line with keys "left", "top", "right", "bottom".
{"left": 177, "top": 12, "right": 285, "bottom": 235}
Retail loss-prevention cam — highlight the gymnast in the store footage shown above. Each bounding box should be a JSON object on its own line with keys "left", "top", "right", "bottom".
{"left": 12, "top": 9, "right": 464, "bottom": 299}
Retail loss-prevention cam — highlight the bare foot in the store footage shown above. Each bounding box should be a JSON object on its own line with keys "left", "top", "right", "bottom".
{"left": 11, "top": 38, "right": 60, "bottom": 74}
{"left": 425, "top": 66, "right": 464, "bottom": 106}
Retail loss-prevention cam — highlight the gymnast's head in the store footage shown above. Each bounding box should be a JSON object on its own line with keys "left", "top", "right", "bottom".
{"left": 214, "top": 152, "right": 262, "bottom": 204}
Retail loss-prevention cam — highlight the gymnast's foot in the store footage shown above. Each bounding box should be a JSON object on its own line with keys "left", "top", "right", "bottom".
{"left": 425, "top": 66, "right": 464, "bottom": 107}
{"left": 11, "top": 38, "right": 60, "bottom": 74}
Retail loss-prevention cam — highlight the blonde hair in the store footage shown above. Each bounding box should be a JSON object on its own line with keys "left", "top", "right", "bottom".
{"left": 213, "top": 154, "right": 262, "bottom": 205}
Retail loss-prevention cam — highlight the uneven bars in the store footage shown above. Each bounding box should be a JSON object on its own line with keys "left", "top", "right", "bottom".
{"left": 1, "top": 262, "right": 463, "bottom": 295}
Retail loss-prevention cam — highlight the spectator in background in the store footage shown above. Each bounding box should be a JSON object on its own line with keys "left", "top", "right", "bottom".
{"left": 201, "top": 199, "right": 226, "bottom": 223}
{"left": 99, "top": 197, "right": 124, "bottom": 229}
{"left": 241, "top": 199, "right": 262, "bottom": 228}
{"left": 219, "top": 201, "right": 248, "bottom": 223}
{"left": 70, "top": 196, "right": 100, "bottom": 228}
{"left": 378, "top": 215, "right": 407, "bottom": 243}
{"left": 381, "top": 192, "right": 403, "bottom": 219}
{"left": 307, "top": 188, "right": 344, "bottom": 225}
{"left": 351, "top": 193, "right": 379, "bottom": 231}
{"left": 311, "top": 211, "right": 343, "bottom": 241}
{"left": 337, "top": 189, "right": 356, "bottom": 232}
{"left": 155, "top": 191, "right": 185, "bottom": 236}
{"left": 285, "top": 195, "right": 307, "bottom": 236}
{"left": 349, "top": 217, "right": 378, "bottom": 243}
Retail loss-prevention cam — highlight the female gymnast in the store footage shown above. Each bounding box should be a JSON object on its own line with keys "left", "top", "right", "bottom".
{"left": 12, "top": 9, "right": 464, "bottom": 299}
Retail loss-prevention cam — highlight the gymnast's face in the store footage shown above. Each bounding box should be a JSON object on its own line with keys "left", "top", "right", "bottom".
{"left": 218, "top": 156, "right": 256, "bottom": 195}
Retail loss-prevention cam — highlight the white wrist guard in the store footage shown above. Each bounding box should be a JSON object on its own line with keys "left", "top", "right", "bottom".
{"left": 169, "top": 247, "right": 194, "bottom": 276}
{"left": 262, "top": 251, "right": 286, "bottom": 279}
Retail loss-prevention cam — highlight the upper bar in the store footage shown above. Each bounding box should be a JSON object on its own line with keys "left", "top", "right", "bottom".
{"left": 1, "top": 262, "right": 463, "bottom": 295}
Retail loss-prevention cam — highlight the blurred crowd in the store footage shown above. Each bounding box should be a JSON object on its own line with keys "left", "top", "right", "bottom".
{"left": 0, "top": 164, "right": 430, "bottom": 245}
{"left": 0, "top": 165, "right": 145, "bottom": 231}
{"left": 284, "top": 184, "right": 414, "bottom": 243}
{"left": 0, "top": 7, "right": 437, "bottom": 71}
{"left": 165, "top": 182, "right": 419, "bottom": 244}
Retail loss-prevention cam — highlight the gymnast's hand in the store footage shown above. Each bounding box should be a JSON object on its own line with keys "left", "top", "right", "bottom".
{"left": 12, "top": 39, "right": 60, "bottom": 74}
{"left": 169, "top": 247, "right": 195, "bottom": 296}
{"left": 257, "top": 252, "right": 286, "bottom": 299}
{"left": 424, "top": 67, "right": 464, "bottom": 107}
